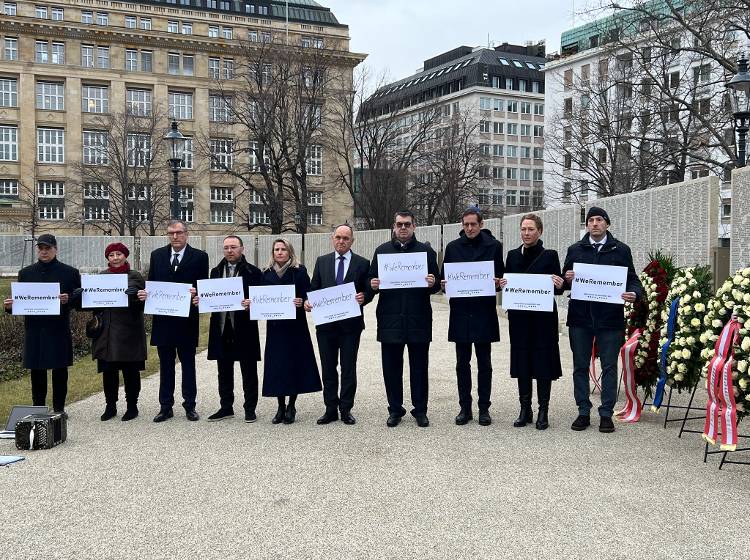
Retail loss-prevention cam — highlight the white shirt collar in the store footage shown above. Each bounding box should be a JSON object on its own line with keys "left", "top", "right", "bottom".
{"left": 172, "top": 246, "right": 186, "bottom": 259}
{"left": 590, "top": 234, "right": 608, "bottom": 246}
{"left": 335, "top": 250, "right": 351, "bottom": 261}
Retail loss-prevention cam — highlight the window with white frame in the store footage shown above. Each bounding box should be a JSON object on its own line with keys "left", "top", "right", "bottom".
{"left": 168, "top": 52, "right": 180, "bottom": 74}
{"left": 533, "top": 125, "right": 544, "bottom": 137}
{"left": 507, "top": 100, "right": 518, "bottom": 112}
{"left": 492, "top": 167, "right": 503, "bottom": 180}
{"left": 249, "top": 209, "right": 270, "bottom": 224}
{"left": 0, "top": 179, "right": 18, "bottom": 196}
{"left": 39, "top": 203, "right": 65, "bottom": 220}
{"left": 125, "top": 15, "right": 136, "bottom": 28}
{"left": 209, "top": 95, "right": 231, "bottom": 122}
{"left": 38, "top": 180, "right": 64, "bottom": 197}
{"left": 96, "top": 12, "right": 108, "bottom": 25}
{"left": 210, "top": 186, "right": 233, "bottom": 202}
{"left": 183, "top": 54, "right": 194, "bottom": 76}
{"left": 169, "top": 91, "right": 193, "bottom": 120}
{"left": 261, "top": 31, "right": 272, "bottom": 43}
{"left": 306, "top": 145, "right": 322, "bottom": 175}
{"left": 301, "top": 36, "right": 324, "bottom": 48}
{"left": 129, "top": 207, "right": 147, "bottom": 222}
{"left": 521, "top": 146, "right": 531, "bottom": 158}
{"left": 82, "top": 85, "right": 108, "bottom": 113}
{"left": 96, "top": 46, "right": 109, "bottom": 69}
{"left": 181, "top": 137, "right": 193, "bottom": 169}
{"left": 181, "top": 22, "right": 192, "bottom": 35}
{"left": 519, "top": 190, "right": 530, "bottom": 206}
{"left": 51, "top": 42, "right": 64, "bottom": 64}
{"left": 533, "top": 169, "right": 543, "bottom": 181}
{"left": 308, "top": 209, "right": 322, "bottom": 225}
{"left": 493, "top": 122, "right": 504, "bottom": 134}
{"left": 507, "top": 123, "right": 518, "bottom": 135}
{"left": 211, "top": 206, "right": 234, "bottom": 223}
{"left": 479, "top": 120, "right": 491, "bottom": 133}
{"left": 141, "top": 50, "right": 152, "bottom": 72}
{"left": 51, "top": 7, "right": 63, "bottom": 20}
{"left": 249, "top": 190, "right": 264, "bottom": 204}
{"left": 519, "top": 168, "right": 530, "bottom": 181}
{"left": 307, "top": 190, "right": 322, "bottom": 206}
{"left": 479, "top": 97, "right": 491, "bottom": 111}
{"left": 0, "top": 125, "right": 18, "bottom": 161}
{"left": 209, "top": 25, "right": 219, "bottom": 38}
{"left": 208, "top": 57, "right": 220, "bottom": 79}
{"left": 82, "top": 130, "right": 108, "bottom": 165}
{"left": 4, "top": 37, "right": 18, "bottom": 60}
{"left": 4, "top": 2, "right": 17, "bottom": 15}
{"left": 127, "top": 183, "right": 149, "bottom": 200}
{"left": 37, "top": 128, "right": 64, "bottom": 163}
{"left": 81, "top": 44, "right": 94, "bottom": 67}
{"left": 520, "top": 124, "right": 531, "bottom": 136}
{"left": 81, "top": 10, "right": 92, "bottom": 23}
{"left": 84, "top": 204, "right": 109, "bottom": 221}
{"left": 127, "top": 134, "right": 151, "bottom": 167}
{"left": 221, "top": 27, "right": 233, "bottom": 39}
{"left": 210, "top": 138, "right": 233, "bottom": 170}
{"left": 506, "top": 189, "right": 517, "bottom": 206}
{"left": 493, "top": 144, "right": 503, "bottom": 157}
{"left": 35, "top": 41, "right": 48, "bottom": 63}
{"left": 506, "top": 168, "right": 517, "bottom": 180}
{"left": 492, "top": 188, "right": 503, "bottom": 205}
{"left": 125, "top": 49, "right": 137, "bottom": 71}
{"left": 533, "top": 147, "right": 543, "bottom": 159}
{"left": 35, "top": 6, "right": 47, "bottom": 18}
{"left": 0, "top": 78, "right": 17, "bottom": 107}
{"left": 493, "top": 99, "right": 504, "bottom": 112}
{"left": 521, "top": 102, "right": 531, "bottom": 114}
{"left": 534, "top": 103, "right": 544, "bottom": 115}
{"left": 506, "top": 145, "right": 518, "bottom": 158}
{"left": 180, "top": 206, "right": 193, "bottom": 223}
{"left": 126, "top": 88, "right": 152, "bottom": 116}
{"left": 222, "top": 58, "right": 234, "bottom": 80}
{"left": 83, "top": 182, "right": 109, "bottom": 199}
{"left": 140, "top": 17, "right": 151, "bottom": 30}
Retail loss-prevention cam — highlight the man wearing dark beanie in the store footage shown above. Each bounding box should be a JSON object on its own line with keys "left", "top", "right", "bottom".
{"left": 561, "top": 206, "right": 642, "bottom": 433}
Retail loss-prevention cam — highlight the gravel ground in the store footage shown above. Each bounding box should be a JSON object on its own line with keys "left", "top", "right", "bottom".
{"left": 1, "top": 298, "right": 748, "bottom": 559}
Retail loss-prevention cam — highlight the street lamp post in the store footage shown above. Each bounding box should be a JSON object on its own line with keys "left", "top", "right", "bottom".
{"left": 726, "top": 53, "right": 750, "bottom": 168}
{"left": 164, "top": 120, "right": 186, "bottom": 219}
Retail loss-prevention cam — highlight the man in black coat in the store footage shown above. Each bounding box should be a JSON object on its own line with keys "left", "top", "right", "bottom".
{"left": 195, "top": 235, "right": 262, "bottom": 423}
{"left": 441, "top": 207, "right": 504, "bottom": 426}
{"left": 369, "top": 210, "right": 441, "bottom": 428}
{"left": 305, "top": 224, "right": 372, "bottom": 426}
{"left": 562, "top": 207, "right": 642, "bottom": 434}
{"left": 3, "top": 234, "right": 81, "bottom": 415}
{"left": 138, "top": 220, "right": 209, "bottom": 422}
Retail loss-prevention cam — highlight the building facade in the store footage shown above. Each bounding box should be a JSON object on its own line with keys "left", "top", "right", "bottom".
{"left": 0, "top": 0, "right": 363, "bottom": 235}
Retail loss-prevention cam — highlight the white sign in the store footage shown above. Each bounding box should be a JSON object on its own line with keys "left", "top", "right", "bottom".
{"left": 144, "top": 281, "right": 192, "bottom": 317}
{"left": 571, "top": 263, "right": 628, "bottom": 305}
{"left": 11, "top": 282, "right": 60, "bottom": 316}
{"left": 81, "top": 274, "right": 128, "bottom": 308}
{"left": 443, "top": 261, "right": 496, "bottom": 298}
{"left": 197, "top": 277, "right": 244, "bottom": 314}
{"left": 378, "top": 252, "right": 428, "bottom": 289}
{"left": 307, "top": 282, "right": 361, "bottom": 326}
{"left": 248, "top": 285, "right": 296, "bottom": 320}
{"left": 502, "top": 273, "right": 554, "bottom": 312}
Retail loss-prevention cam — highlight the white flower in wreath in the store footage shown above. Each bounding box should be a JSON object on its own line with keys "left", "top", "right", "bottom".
{"left": 743, "top": 269, "right": 750, "bottom": 278}
{"left": 694, "top": 303, "right": 705, "bottom": 313}
{"left": 678, "top": 363, "right": 687, "bottom": 373}
{"left": 739, "top": 377, "right": 749, "bottom": 389}
{"left": 687, "top": 336, "right": 695, "bottom": 345}
{"left": 742, "top": 338, "right": 750, "bottom": 352}
{"left": 700, "top": 332, "right": 709, "bottom": 344}
{"left": 691, "top": 318, "right": 701, "bottom": 328}
{"left": 683, "top": 294, "right": 692, "bottom": 303}
{"left": 746, "top": 394, "right": 750, "bottom": 402}
{"left": 674, "top": 373, "right": 684, "bottom": 381}
{"left": 681, "top": 348, "right": 691, "bottom": 359}
{"left": 713, "top": 319, "right": 724, "bottom": 328}
{"left": 734, "top": 275, "right": 743, "bottom": 284}
{"left": 743, "top": 278, "right": 750, "bottom": 288}
{"left": 692, "top": 291, "right": 701, "bottom": 299}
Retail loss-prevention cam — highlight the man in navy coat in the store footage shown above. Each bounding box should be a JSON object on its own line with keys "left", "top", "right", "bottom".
{"left": 138, "top": 220, "right": 208, "bottom": 422}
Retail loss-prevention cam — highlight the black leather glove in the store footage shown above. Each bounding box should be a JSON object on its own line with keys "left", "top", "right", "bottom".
{"left": 69, "top": 287, "right": 84, "bottom": 301}
{"left": 124, "top": 286, "right": 138, "bottom": 296}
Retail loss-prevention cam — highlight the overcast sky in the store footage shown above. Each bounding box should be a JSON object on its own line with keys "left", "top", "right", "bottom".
{"left": 323, "top": 0, "right": 580, "bottom": 82}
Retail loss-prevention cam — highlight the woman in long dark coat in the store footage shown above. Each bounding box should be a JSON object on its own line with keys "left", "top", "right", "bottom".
{"left": 258, "top": 238, "right": 321, "bottom": 424}
{"left": 92, "top": 242, "right": 147, "bottom": 421}
{"left": 500, "top": 214, "right": 564, "bottom": 430}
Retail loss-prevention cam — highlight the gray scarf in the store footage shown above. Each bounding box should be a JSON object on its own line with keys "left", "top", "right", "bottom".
{"left": 273, "top": 260, "right": 292, "bottom": 278}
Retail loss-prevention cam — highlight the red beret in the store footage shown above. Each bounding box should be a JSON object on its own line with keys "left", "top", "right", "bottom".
{"left": 105, "top": 242, "right": 130, "bottom": 258}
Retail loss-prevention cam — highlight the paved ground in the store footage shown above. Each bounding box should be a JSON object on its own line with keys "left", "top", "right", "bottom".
{"left": 2, "top": 298, "right": 748, "bottom": 559}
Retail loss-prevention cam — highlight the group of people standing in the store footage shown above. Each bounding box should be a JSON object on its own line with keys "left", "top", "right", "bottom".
{"left": 4, "top": 204, "right": 642, "bottom": 433}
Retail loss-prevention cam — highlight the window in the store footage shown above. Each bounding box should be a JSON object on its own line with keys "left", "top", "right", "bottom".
{"left": 129, "top": 207, "right": 147, "bottom": 222}
{"left": 506, "top": 145, "right": 518, "bottom": 158}
{"left": 168, "top": 52, "right": 180, "bottom": 74}
{"left": 36, "top": 6, "right": 48, "bottom": 18}
{"left": 125, "top": 15, "right": 136, "bottom": 28}
{"left": 169, "top": 91, "right": 193, "bottom": 120}
{"left": 493, "top": 99, "right": 504, "bottom": 112}
{"left": 180, "top": 137, "right": 193, "bottom": 169}
{"left": 211, "top": 207, "right": 234, "bottom": 224}
{"left": 81, "top": 10, "right": 92, "bottom": 24}
{"left": 81, "top": 44, "right": 94, "bottom": 67}
{"left": 4, "top": 37, "right": 18, "bottom": 60}
{"left": 506, "top": 168, "right": 518, "bottom": 181}
{"left": 3, "top": 2, "right": 17, "bottom": 15}
{"left": 520, "top": 102, "right": 531, "bottom": 115}
{"left": 308, "top": 210, "right": 322, "bottom": 226}
{"left": 506, "top": 189, "right": 517, "bottom": 205}
{"left": 669, "top": 71, "right": 679, "bottom": 89}
{"left": 506, "top": 123, "right": 518, "bottom": 135}
{"left": 140, "top": 18, "right": 151, "bottom": 30}
{"left": 477, "top": 187, "right": 490, "bottom": 205}
{"left": 492, "top": 188, "right": 503, "bottom": 204}
{"left": 520, "top": 146, "right": 531, "bottom": 158}
{"left": 261, "top": 31, "right": 272, "bottom": 43}
{"left": 209, "top": 95, "right": 231, "bottom": 122}
{"left": 307, "top": 191, "right": 323, "bottom": 206}
{"left": 82, "top": 130, "right": 108, "bottom": 165}
{"left": 96, "top": 12, "right": 108, "bottom": 26}
{"left": 520, "top": 124, "right": 531, "bottom": 136}
{"left": 39, "top": 201, "right": 65, "bottom": 220}
{"left": 96, "top": 46, "right": 109, "bottom": 69}
{"left": 222, "top": 58, "right": 234, "bottom": 80}
{"left": 505, "top": 78, "right": 513, "bottom": 90}
{"left": 126, "top": 88, "right": 152, "bottom": 116}
{"left": 479, "top": 120, "right": 490, "bottom": 133}
{"left": 533, "top": 147, "right": 543, "bottom": 159}
{"left": 563, "top": 98, "right": 573, "bottom": 117}
{"left": 35, "top": 41, "right": 48, "bottom": 63}
{"left": 0, "top": 179, "right": 18, "bottom": 196}
{"left": 141, "top": 50, "right": 152, "bottom": 72}
{"left": 492, "top": 167, "right": 503, "bottom": 180}
{"left": 598, "top": 148, "right": 607, "bottom": 164}
{"left": 534, "top": 103, "right": 544, "bottom": 116}
{"left": 38, "top": 180, "right": 64, "bottom": 197}
{"left": 51, "top": 7, "right": 63, "bottom": 20}
{"left": 83, "top": 182, "right": 109, "bottom": 199}
{"left": 221, "top": 27, "right": 233, "bottom": 39}
{"left": 210, "top": 138, "right": 233, "bottom": 170}
{"left": 693, "top": 64, "right": 711, "bottom": 84}
{"left": 125, "top": 49, "right": 137, "bottom": 71}
{"left": 0, "top": 125, "right": 18, "bottom": 161}
{"left": 519, "top": 190, "right": 530, "bottom": 206}
{"left": 208, "top": 57, "right": 220, "bottom": 79}
{"left": 533, "top": 169, "right": 543, "bottom": 181}
{"left": 479, "top": 97, "right": 491, "bottom": 111}
{"left": 167, "top": 20, "right": 178, "bottom": 33}
{"left": 249, "top": 209, "right": 270, "bottom": 225}
{"left": 209, "top": 25, "right": 219, "bottom": 38}
{"left": 36, "top": 81, "right": 64, "bottom": 110}
{"left": 182, "top": 22, "right": 192, "bottom": 35}
{"left": 493, "top": 122, "right": 504, "bottom": 134}
{"left": 493, "top": 144, "right": 504, "bottom": 156}
{"left": 563, "top": 152, "right": 572, "bottom": 169}
{"left": 520, "top": 169, "right": 530, "bottom": 181}
{"left": 84, "top": 205, "right": 109, "bottom": 221}
{"left": 507, "top": 101, "right": 518, "bottom": 113}
{"left": 52, "top": 42, "right": 64, "bottom": 64}
{"left": 564, "top": 69, "right": 573, "bottom": 90}
{"left": 127, "top": 134, "right": 151, "bottom": 167}
{"left": 533, "top": 125, "right": 544, "bottom": 137}
{"left": 37, "top": 128, "right": 64, "bottom": 163}
{"left": 210, "top": 186, "right": 233, "bottom": 202}
{"left": 127, "top": 184, "right": 148, "bottom": 200}
{"left": 183, "top": 55, "right": 194, "bottom": 76}
{"left": 306, "top": 145, "right": 322, "bottom": 175}
{"left": 519, "top": 79, "right": 528, "bottom": 92}
{"left": 0, "top": 78, "right": 17, "bottom": 107}
{"left": 248, "top": 29, "right": 258, "bottom": 42}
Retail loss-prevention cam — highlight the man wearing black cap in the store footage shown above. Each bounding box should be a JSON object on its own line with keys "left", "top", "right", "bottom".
{"left": 3, "top": 234, "right": 81, "bottom": 416}
{"left": 561, "top": 207, "right": 642, "bottom": 433}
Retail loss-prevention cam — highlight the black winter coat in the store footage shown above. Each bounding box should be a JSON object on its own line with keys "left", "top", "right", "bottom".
{"left": 368, "top": 236, "right": 441, "bottom": 344}
{"left": 441, "top": 229, "right": 504, "bottom": 343}
{"left": 17, "top": 258, "right": 81, "bottom": 369}
{"left": 505, "top": 242, "right": 563, "bottom": 380}
{"left": 206, "top": 256, "right": 262, "bottom": 362}
{"left": 147, "top": 244, "right": 209, "bottom": 348}
{"left": 562, "top": 233, "right": 643, "bottom": 331}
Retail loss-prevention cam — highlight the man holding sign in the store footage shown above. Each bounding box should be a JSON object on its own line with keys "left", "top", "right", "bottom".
{"left": 369, "top": 210, "right": 440, "bottom": 428}
{"left": 440, "top": 207, "right": 503, "bottom": 427}
{"left": 305, "top": 224, "right": 371, "bottom": 426}
{"left": 562, "top": 207, "right": 642, "bottom": 433}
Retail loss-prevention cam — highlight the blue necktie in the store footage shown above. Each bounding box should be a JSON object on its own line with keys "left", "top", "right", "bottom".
{"left": 336, "top": 255, "right": 345, "bottom": 285}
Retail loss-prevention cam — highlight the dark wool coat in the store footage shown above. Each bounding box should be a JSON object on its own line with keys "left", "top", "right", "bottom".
{"left": 261, "top": 265, "right": 322, "bottom": 396}
{"left": 441, "top": 229, "right": 504, "bottom": 344}
{"left": 562, "top": 233, "right": 643, "bottom": 331}
{"left": 91, "top": 269, "right": 147, "bottom": 367}
{"left": 206, "top": 256, "right": 262, "bottom": 362}
{"left": 309, "top": 251, "right": 372, "bottom": 334}
{"left": 17, "top": 258, "right": 81, "bottom": 369}
{"left": 368, "top": 236, "right": 441, "bottom": 344}
{"left": 505, "top": 241, "right": 563, "bottom": 380}
{"left": 147, "top": 244, "right": 209, "bottom": 348}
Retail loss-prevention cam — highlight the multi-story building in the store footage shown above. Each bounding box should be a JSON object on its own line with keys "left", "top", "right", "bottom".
{"left": 358, "top": 42, "right": 547, "bottom": 222}
{"left": 0, "top": 0, "right": 363, "bottom": 235}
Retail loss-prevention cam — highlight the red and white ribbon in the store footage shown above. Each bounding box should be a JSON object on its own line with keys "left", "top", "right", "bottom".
{"left": 703, "top": 317, "right": 741, "bottom": 451}
{"left": 616, "top": 329, "right": 643, "bottom": 423}
{"left": 589, "top": 339, "right": 602, "bottom": 393}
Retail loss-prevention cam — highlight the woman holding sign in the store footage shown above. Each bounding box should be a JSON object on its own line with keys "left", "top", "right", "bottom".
{"left": 92, "top": 242, "right": 147, "bottom": 421}
{"left": 500, "top": 214, "right": 564, "bottom": 430}
{"left": 257, "top": 238, "right": 321, "bottom": 424}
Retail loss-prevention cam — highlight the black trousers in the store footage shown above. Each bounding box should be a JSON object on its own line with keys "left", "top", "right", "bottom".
{"left": 381, "top": 342, "right": 429, "bottom": 416}
{"left": 157, "top": 343, "right": 197, "bottom": 411}
{"left": 30, "top": 368, "right": 68, "bottom": 412}
{"left": 455, "top": 342, "right": 492, "bottom": 411}
{"left": 517, "top": 376, "right": 552, "bottom": 407}
{"left": 317, "top": 330, "right": 361, "bottom": 412}
{"left": 217, "top": 357, "right": 258, "bottom": 413}
{"left": 102, "top": 367, "right": 142, "bottom": 406}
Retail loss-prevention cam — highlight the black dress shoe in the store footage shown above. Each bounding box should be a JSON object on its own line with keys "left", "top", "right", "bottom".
{"left": 317, "top": 410, "right": 338, "bottom": 425}
{"left": 122, "top": 407, "right": 138, "bottom": 422}
{"left": 244, "top": 411, "right": 257, "bottom": 423}
{"left": 153, "top": 409, "right": 174, "bottom": 423}
{"left": 283, "top": 404, "right": 296, "bottom": 424}
{"left": 414, "top": 413, "right": 430, "bottom": 428}
{"left": 386, "top": 413, "right": 401, "bottom": 427}
{"left": 185, "top": 409, "right": 199, "bottom": 421}
{"left": 478, "top": 409, "right": 492, "bottom": 426}
{"left": 455, "top": 408, "right": 472, "bottom": 425}
{"left": 340, "top": 410, "right": 356, "bottom": 425}
{"left": 536, "top": 407, "right": 549, "bottom": 430}
{"left": 599, "top": 416, "right": 615, "bottom": 433}
{"left": 100, "top": 405, "right": 117, "bottom": 421}
{"left": 272, "top": 405, "right": 286, "bottom": 424}
{"left": 571, "top": 414, "right": 591, "bottom": 431}
{"left": 207, "top": 408, "right": 234, "bottom": 422}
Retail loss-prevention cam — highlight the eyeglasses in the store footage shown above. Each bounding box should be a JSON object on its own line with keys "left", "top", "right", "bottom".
{"left": 395, "top": 222, "right": 413, "bottom": 229}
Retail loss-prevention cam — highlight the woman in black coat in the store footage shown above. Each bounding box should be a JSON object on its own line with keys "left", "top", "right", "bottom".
{"left": 500, "top": 214, "right": 564, "bottom": 430}
{"left": 92, "top": 242, "right": 147, "bottom": 422}
{"left": 256, "top": 238, "right": 321, "bottom": 424}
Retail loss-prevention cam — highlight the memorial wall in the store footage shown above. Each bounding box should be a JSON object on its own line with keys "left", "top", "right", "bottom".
{"left": 731, "top": 166, "right": 750, "bottom": 272}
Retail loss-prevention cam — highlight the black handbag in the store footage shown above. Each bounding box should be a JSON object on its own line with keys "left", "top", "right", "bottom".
{"left": 86, "top": 311, "right": 104, "bottom": 339}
